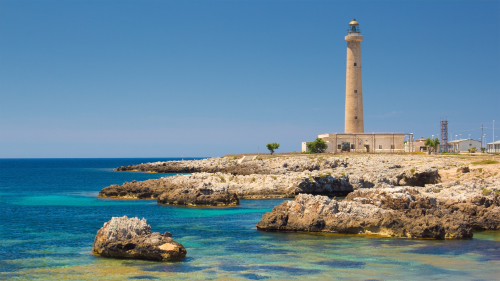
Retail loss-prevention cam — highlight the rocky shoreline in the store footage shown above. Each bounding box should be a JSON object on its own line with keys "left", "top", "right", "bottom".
{"left": 98, "top": 154, "right": 500, "bottom": 239}
{"left": 256, "top": 179, "right": 500, "bottom": 239}
{"left": 100, "top": 155, "right": 441, "bottom": 206}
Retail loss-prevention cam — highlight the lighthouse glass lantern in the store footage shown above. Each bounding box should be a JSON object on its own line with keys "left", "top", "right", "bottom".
{"left": 348, "top": 19, "right": 360, "bottom": 34}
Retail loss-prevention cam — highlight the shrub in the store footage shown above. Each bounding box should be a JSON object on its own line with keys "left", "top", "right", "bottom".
{"left": 478, "top": 168, "right": 483, "bottom": 173}
{"left": 306, "top": 138, "right": 328, "bottom": 154}
{"left": 410, "top": 168, "right": 416, "bottom": 175}
{"left": 219, "top": 176, "right": 226, "bottom": 183}
{"left": 319, "top": 173, "right": 326, "bottom": 178}
{"left": 251, "top": 177, "right": 256, "bottom": 183}
{"left": 495, "top": 190, "right": 499, "bottom": 195}
{"left": 326, "top": 172, "right": 332, "bottom": 175}
{"left": 272, "top": 176, "right": 277, "bottom": 180}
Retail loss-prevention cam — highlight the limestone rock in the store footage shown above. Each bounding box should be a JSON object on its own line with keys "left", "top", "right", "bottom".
{"left": 114, "top": 156, "right": 344, "bottom": 175}
{"left": 256, "top": 193, "right": 473, "bottom": 239}
{"left": 92, "top": 216, "right": 186, "bottom": 261}
{"left": 157, "top": 183, "right": 240, "bottom": 207}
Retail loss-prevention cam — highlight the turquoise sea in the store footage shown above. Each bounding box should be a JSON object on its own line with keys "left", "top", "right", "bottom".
{"left": 1, "top": 158, "right": 499, "bottom": 280}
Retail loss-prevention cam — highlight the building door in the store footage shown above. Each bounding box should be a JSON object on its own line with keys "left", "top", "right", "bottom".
{"left": 364, "top": 144, "right": 369, "bottom": 152}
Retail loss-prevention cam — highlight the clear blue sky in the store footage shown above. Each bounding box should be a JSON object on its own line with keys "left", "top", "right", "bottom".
{"left": 1, "top": 0, "right": 499, "bottom": 158}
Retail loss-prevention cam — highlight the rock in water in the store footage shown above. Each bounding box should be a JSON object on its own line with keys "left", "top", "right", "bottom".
{"left": 157, "top": 186, "right": 240, "bottom": 207}
{"left": 256, "top": 193, "right": 473, "bottom": 239}
{"left": 92, "top": 216, "right": 187, "bottom": 261}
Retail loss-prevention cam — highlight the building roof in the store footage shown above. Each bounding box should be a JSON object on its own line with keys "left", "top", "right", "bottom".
{"left": 487, "top": 140, "right": 500, "bottom": 145}
{"left": 448, "top": 138, "right": 481, "bottom": 143}
{"left": 324, "top": 132, "right": 407, "bottom": 135}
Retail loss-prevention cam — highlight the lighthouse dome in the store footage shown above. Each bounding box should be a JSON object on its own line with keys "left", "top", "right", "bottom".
{"left": 349, "top": 19, "right": 359, "bottom": 26}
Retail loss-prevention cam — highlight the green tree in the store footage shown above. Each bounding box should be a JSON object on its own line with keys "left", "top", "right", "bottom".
{"left": 424, "top": 138, "right": 440, "bottom": 153}
{"left": 266, "top": 142, "right": 280, "bottom": 155}
{"left": 307, "top": 138, "right": 328, "bottom": 153}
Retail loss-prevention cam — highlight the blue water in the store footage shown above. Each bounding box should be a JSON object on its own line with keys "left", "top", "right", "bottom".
{"left": 1, "top": 158, "right": 499, "bottom": 280}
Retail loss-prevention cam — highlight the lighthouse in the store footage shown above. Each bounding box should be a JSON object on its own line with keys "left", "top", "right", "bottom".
{"left": 301, "top": 19, "right": 411, "bottom": 154}
{"left": 344, "top": 19, "right": 364, "bottom": 134}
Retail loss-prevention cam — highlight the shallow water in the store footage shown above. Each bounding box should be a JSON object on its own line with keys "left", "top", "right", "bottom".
{"left": 1, "top": 158, "right": 499, "bottom": 280}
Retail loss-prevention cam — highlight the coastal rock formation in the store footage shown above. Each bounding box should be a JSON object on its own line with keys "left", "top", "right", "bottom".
{"left": 257, "top": 178, "right": 500, "bottom": 238}
{"left": 100, "top": 162, "right": 439, "bottom": 204}
{"left": 345, "top": 181, "right": 500, "bottom": 230}
{"left": 256, "top": 193, "right": 473, "bottom": 239}
{"left": 93, "top": 216, "right": 186, "bottom": 261}
{"left": 98, "top": 178, "right": 240, "bottom": 207}
{"left": 99, "top": 171, "right": 355, "bottom": 202}
{"left": 115, "top": 156, "right": 345, "bottom": 175}
{"left": 157, "top": 184, "right": 240, "bottom": 207}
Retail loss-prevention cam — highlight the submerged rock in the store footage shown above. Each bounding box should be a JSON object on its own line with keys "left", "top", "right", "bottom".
{"left": 92, "top": 216, "right": 186, "bottom": 261}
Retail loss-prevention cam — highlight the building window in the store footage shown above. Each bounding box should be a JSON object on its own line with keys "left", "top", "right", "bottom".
{"left": 354, "top": 63, "right": 357, "bottom": 66}
{"left": 351, "top": 144, "right": 354, "bottom": 149}
{"left": 338, "top": 144, "right": 341, "bottom": 149}
{"left": 379, "top": 145, "right": 382, "bottom": 149}
{"left": 355, "top": 116, "right": 357, "bottom": 120}
{"left": 354, "top": 90, "right": 357, "bottom": 93}
{"left": 391, "top": 145, "right": 395, "bottom": 149}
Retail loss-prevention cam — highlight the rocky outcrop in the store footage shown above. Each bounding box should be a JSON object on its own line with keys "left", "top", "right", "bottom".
{"left": 257, "top": 179, "right": 500, "bottom": 238}
{"left": 100, "top": 163, "right": 439, "bottom": 204}
{"left": 93, "top": 216, "right": 186, "bottom": 261}
{"left": 99, "top": 171, "right": 355, "bottom": 203}
{"left": 115, "top": 157, "right": 345, "bottom": 175}
{"left": 345, "top": 181, "right": 500, "bottom": 231}
{"left": 256, "top": 193, "right": 473, "bottom": 239}
{"left": 157, "top": 186, "right": 240, "bottom": 207}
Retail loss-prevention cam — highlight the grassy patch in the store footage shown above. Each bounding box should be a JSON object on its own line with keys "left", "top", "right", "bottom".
{"left": 471, "top": 160, "right": 499, "bottom": 165}
{"left": 482, "top": 187, "right": 492, "bottom": 196}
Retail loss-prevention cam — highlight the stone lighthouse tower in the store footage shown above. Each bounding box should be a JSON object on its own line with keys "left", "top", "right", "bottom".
{"left": 344, "top": 19, "right": 364, "bottom": 134}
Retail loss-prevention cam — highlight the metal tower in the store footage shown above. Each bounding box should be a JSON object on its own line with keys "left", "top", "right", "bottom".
{"left": 440, "top": 119, "right": 448, "bottom": 152}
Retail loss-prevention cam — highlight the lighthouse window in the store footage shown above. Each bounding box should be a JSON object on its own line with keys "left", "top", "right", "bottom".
{"left": 354, "top": 90, "right": 357, "bottom": 93}
{"left": 354, "top": 63, "right": 357, "bottom": 66}
{"left": 355, "top": 116, "right": 357, "bottom": 120}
